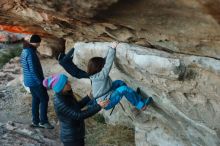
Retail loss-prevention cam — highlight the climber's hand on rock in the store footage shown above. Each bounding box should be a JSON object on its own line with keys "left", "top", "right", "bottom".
{"left": 111, "top": 41, "right": 119, "bottom": 49}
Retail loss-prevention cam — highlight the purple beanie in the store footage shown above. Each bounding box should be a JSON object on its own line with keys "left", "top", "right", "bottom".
{"left": 43, "top": 74, "right": 68, "bottom": 93}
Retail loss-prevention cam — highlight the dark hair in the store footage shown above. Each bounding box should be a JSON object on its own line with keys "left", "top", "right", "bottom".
{"left": 60, "top": 90, "right": 76, "bottom": 105}
{"left": 63, "top": 94, "right": 76, "bottom": 105}
{"left": 30, "top": 34, "right": 41, "bottom": 43}
{"left": 87, "top": 57, "right": 105, "bottom": 75}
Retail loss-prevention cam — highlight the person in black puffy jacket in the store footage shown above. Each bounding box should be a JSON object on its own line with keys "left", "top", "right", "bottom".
{"left": 43, "top": 73, "right": 109, "bottom": 146}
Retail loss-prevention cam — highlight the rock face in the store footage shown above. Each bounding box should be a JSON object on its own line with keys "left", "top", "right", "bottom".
{"left": 73, "top": 42, "right": 220, "bottom": 146}
{"left": 1, "top": 0, "right": 220, "bottom": 59}
{"left": 25, "top": 0, "right": 118, "bottom": 18}
{"left": 0, "top": 0, "right": 220, "bottom": 146}
{"left": 37, "top": 37, "right": 65, "bottom": 57}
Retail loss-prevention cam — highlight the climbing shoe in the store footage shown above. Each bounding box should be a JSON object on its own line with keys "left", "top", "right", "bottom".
{"left": 39, "top": 122, "right": 54, "bottom": 129}
{"left": 30, "top": 122, "right": 39, "bottom": 128}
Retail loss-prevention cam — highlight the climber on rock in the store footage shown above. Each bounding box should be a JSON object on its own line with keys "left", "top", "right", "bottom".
{"left": 58, "top": 42, "right": 153, "bottom": 112}
{"left": 43, "top": 73, "right": 109, "bottom": 146}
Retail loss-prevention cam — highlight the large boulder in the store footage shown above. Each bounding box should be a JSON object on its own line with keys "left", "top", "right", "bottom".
{"left": 72, "top": 42, "right": 220, "bottom": 146}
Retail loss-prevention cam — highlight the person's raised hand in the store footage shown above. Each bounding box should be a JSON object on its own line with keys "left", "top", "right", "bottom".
{"left": 111, "top": 41, "right": 119, "bottom": 49}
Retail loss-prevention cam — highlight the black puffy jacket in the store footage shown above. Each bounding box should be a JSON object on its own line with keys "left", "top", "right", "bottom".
{"left": 54, "top": 93, "right": 101, "bottom": 143}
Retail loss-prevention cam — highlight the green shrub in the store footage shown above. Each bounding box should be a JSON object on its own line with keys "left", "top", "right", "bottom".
{"left": 0, "top": 44, "right": 22, "bottom": 68}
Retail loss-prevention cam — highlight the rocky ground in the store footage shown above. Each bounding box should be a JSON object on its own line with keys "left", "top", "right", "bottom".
{"left": 0, "top": 57, "right": 135, "bottom": 146}
{"left": 1, "top": 0, "right": 220, "bottom": 145}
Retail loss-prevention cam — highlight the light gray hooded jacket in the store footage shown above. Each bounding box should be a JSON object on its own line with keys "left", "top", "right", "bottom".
{"left": 90, "top": 47, "right": 116, "bottom": 100}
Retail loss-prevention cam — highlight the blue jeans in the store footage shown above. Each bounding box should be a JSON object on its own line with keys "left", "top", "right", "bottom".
{"left": 29, "top": 84, "right": 49, "bottom": 124}
{"left": 105, "top": 80, "right": 144, "bottom": 110}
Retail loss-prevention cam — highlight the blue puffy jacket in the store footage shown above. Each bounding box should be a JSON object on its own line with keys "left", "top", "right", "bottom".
{"left": 20, "top": 44, "right": 44, "bottom": 87}
{"left": 54, "top": 93, "right": 101, "bottom": 142}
